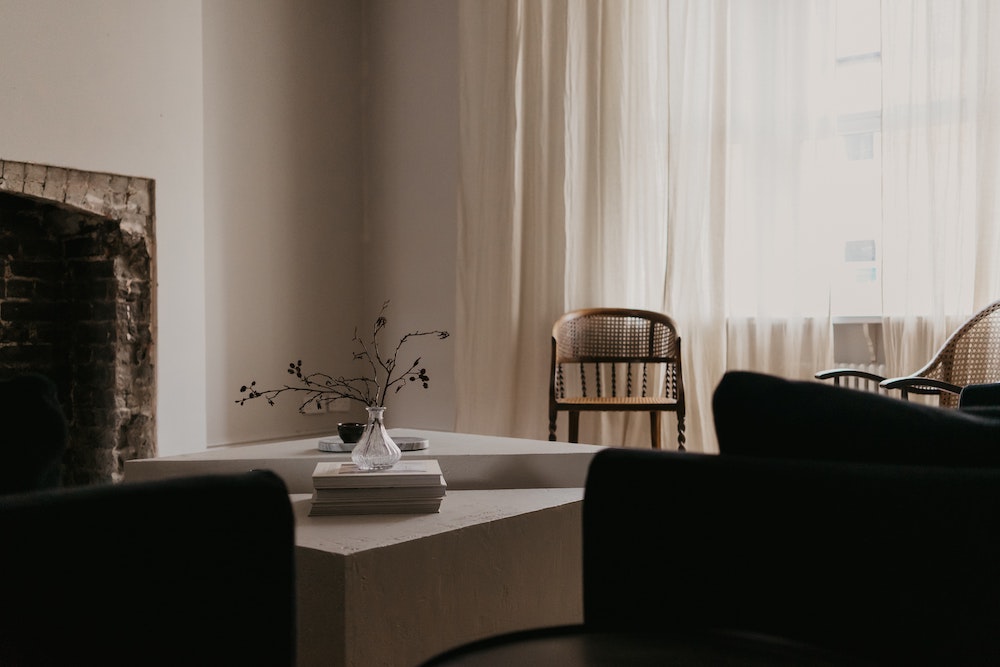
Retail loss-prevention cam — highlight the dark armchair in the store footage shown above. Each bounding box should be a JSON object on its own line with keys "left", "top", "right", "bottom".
{"left": 422, "top": 446, "right": 1000, "bottom": 665}
{"left": 0, "top": 470, "right": 296, "bottom": 667}
{"left": 581, "top": 447, "right": 1000, "bottom": 664}
{"left": 713, "top": 370, "right": 1000, "bottom": 466}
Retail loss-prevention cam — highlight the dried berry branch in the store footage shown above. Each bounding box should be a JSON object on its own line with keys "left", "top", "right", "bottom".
{"left": 235, "top": 301, "right": 450, "bottom": 412}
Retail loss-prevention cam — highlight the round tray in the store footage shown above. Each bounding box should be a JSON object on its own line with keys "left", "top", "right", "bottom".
{"left": 317, "top": 435, "right": 429, "bottom": 453}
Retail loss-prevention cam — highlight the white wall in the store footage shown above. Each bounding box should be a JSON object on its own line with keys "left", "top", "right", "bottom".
{"left": 0, "top": 0, "right": 207, "bottom": 456}
{"left": 364, "top": 0, "right": 458, "bottom": 431}
{"left": 206, "top": 0, "right": 458, "bottom": 445}
{"left": 0, "top": 0, "right": 459, "bottom": 455}
{"left": 203, "top": 0, "right": 369, "bottom": 445}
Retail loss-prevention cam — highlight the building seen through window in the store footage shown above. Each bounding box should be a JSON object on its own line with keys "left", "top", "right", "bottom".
{"left": 830, "top": 0, "right": 881, "bottom": 319}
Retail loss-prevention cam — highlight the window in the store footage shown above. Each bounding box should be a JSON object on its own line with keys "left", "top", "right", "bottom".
{"left": 829, "top": 0, "right": 882, "bottom": 319}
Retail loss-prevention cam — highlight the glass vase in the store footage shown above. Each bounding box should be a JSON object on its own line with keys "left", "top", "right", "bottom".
{"left": 351, "top": 405, "right": 401, "bottom": 470}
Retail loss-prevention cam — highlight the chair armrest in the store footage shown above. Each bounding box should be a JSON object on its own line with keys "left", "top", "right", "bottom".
{"left": 815, "top": 368, "right": 887, "bottom": 384}
{"left": 879, "top": 376, "right": 963, "bottom": 396}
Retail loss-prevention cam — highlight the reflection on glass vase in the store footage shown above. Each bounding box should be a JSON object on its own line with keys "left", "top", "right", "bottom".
{"left": 351, "top": 406, "right": 401, "bottom": 470}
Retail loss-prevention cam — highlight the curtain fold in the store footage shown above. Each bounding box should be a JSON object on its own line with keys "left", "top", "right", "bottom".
{"left": 880, "top": 0, "right": 1000, "bottom": 375}
{"left": 663, "top": 0, "right": 729, "bottom": 453}
{"left": 456, "top": 1, "right": 568, "bottom": 438}
{"left": 457, "top": 0, "right": 676, "bottom": 446}
{"left": 562, "top": 1, "right": 673, "bottom": 447}
{"left": 721, "top": 0, "right": 836, "bottom": 383}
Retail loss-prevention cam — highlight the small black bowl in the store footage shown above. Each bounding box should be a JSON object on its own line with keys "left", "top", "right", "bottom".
{"left": 337, "top": 422, "right": 366, "bottom": 444}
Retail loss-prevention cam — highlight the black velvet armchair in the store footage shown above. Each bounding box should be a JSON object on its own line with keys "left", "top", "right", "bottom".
{"left": 0, "top": 470, "right": 296, "bottom": 667}
{"left": 581, "top": 446, "right": 1000, "bottom": 665}
{"left": 713, "top": 370, "right": 1000, "bottom": 466}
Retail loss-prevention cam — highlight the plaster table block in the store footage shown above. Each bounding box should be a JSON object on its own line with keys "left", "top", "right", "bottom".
{"left": 124, "top": 430, "right": 597, "bottom": 665}
{"left": 292, "top": 488, "right": 584, "bottom": 667}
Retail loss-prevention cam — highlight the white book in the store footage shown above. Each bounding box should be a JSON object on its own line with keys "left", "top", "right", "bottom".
{"left": 311, "top": 459, "right": 444, "bottom": 489}
{"left": 312, "top": 478, "right": 447, "bottom": 502}
{"left": 308, "top": 497, "right": 443, "bottom": 516}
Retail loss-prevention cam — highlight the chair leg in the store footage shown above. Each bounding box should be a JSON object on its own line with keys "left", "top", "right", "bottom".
{"left": 548, "top": 407, "right": 557, "bottom": 441}
{"left": 677, "top": 410, "right": 686, "bottom": 452}
{"left": 650, "top": 412, "right": 662, "bottom": 450}
{"left": 568, "top": 412, "right": 580, "bottom": 443}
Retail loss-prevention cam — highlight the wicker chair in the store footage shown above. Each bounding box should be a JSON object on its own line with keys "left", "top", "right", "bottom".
{"left": 816, "top": 299, "right": 1000, "bottom": 408}
{"left": 548, "top": 308, "right": 685, "bottom": 450}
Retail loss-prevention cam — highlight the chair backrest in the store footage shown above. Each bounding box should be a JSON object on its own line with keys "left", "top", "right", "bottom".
{"left": 911, "top": 299, "right": 1000, "bottom": 407}
{"left": 550, "top": 308, "right": 682, "bottom": 401}
{"left": 582, "top": 447, "right": 1000, "bottom": 664}
{"left": 0, "top": 470, "right": 296, "bottom": 667}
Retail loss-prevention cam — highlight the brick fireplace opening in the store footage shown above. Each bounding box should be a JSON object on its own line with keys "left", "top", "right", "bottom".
{"left": 0, "top": 160, "right": 155, "bottom": 486}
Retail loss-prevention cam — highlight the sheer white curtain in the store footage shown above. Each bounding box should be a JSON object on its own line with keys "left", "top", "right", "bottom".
{"left": 456, "top": 0, "right": 1000, "bottom": 452}
{"left": 455, "top": 2, "right": 567, "bottom": 439}
{"left": 880, "top": 0, "right": 1000, "bottom": 375}
{"left": 665, "top": 0, "right": 838, "bottom": 449}
{"left": 457, "top": 1, "right": 677, "bottom": 446}
{"left": 722, "top": 1, "right": 837, "bottom": 380}
{"left": 562, "top": 3, "right": 674, "bottom": 447}
{"left": 457, "top": 0, "right": 836, "bottom": 452}
{"left": 663, "top": 0, "right": 729, "bottom": 453}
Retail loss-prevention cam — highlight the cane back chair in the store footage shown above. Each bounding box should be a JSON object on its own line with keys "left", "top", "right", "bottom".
{"left": 548, "top": 308, "right": 685, "bottom": 450}
{"left": 816, "top": 299, "right": 1000, "bottom": 408}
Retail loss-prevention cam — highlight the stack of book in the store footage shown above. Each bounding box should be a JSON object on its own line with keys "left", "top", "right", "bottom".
{"left": 308, "top": 459, "right": 447, "bottom": 516}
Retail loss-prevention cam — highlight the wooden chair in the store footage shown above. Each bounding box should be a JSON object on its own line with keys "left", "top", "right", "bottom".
{"left": 548, "top": 308, "right": 685, "bottom": 450}
{"left": 816, "top": 299, "right": 1000, "bottom": 407}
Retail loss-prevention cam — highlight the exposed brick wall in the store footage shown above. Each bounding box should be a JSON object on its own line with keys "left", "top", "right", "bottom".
{"left": 0, "top": 160, "right": 156, "bottom": 485}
